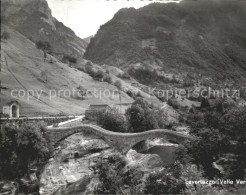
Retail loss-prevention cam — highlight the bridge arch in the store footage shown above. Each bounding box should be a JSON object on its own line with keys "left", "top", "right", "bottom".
{"left": 46, "top": 125, "right": 191, "bottom": 154}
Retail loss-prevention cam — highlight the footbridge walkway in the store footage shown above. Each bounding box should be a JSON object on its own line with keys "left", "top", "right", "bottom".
{"left": 46, "top": 124, "right": 192, "bottom": 154}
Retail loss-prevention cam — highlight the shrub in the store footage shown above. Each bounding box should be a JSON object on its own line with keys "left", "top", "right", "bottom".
{"left": 114, "top": 80, "right": 122, "bottom": 90}
{"left": 85, "top": 63, "right": 95, "bottom": 77}
{"left": 118, "top": 72, "right": 131, "bottom": 79}
{"left": 126, "top": 90, "right": 136, "bottom": 99}
{"left": 62, "top": 55, "right": 77, "bottom": 64}
{"left": 1, "top": 31, "right": 10, "bottom": 40}
{"left": 94, "top": 70, "right": 104, "bottom": 81}
{"left": 136, "top": 91, "right": 142, "bottom": 97}
{"left": 104, "top": 74, "right": 113, "bottom": 84}
{"left": 35, "top": 41, "right": 52, "bottom": 52}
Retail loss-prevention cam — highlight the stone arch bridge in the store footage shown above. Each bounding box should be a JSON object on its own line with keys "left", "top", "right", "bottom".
{"left": 46, "top": 124, "right": 191, "bottom": 154}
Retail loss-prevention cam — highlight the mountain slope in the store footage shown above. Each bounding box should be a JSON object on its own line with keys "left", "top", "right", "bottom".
{"left": 1, "top": 0, "right": 87, "bottom": 59}
{"left": 84, "top": 0, "right": 246, "bottom": 86}
{"left": 0, "top": 26, "right": 134, "bottom": 116}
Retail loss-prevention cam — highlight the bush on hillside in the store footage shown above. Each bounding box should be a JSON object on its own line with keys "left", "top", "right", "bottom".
{"left": 104, "top": 74, "right": 113, "bottom": 84}
{"left": 62, "top": 55, "right": 77, "bottom": 64}
{"left": 94, "top": 70, "right": 104, "bottom": 81}
{"left": 85, "top": 63, "right": 96, "bottom": 77}
{"left": 35, "top": 41, "right": 52, "bottom": 52}
{"left": 114, "top": 80, "right": 122, "bottom": 90}
{"left": 84, "top": 64, "right": 113, "bottom": 84}
{"left": 118, "top": 72, "right": 131, "bottom": 79}
{"left": 76, "top": 86, "right": 87, "bottom": 99}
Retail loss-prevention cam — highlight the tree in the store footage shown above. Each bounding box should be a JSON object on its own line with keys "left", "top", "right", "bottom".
{"left": 125, "top": 98, "right": 166, "bottom": 133}
{"left": 183, "top": 128, "right": 229, "bottom": 179}
{"left": 126, "top": 103, "right": 145, "bottom": 132}
{"left": 95, "top": 153, "right": 144, "bottom": 194}
{"left": 76, "top": 86, "right": 87, "bottom": 99}
{"left": 200, "top": 97, "right": 210, "bottom": 109}
{"left": 216, "top": 101, "right": 224, "bottom": 113}
{"left": 0, "top": 122, "right": 53, "bottom": 180}
{"left": 221, "top": 107, "right": 246, "bottom": 139}
{"left": 144, "top": 163, "right": 186, "bottom": 194}
{"left": 99, "top": 109, "right": 128, "bottom": 132}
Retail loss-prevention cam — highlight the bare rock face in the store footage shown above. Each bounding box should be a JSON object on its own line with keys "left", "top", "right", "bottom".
{"left": 1, "top": 0, "right": 88, "bottom": 58}
{"left": 52, "top": 175, "right": 91, "bottom": 195}
{"left": 39, "top": 133, "right": 110, "bottom": 195}
{"left": 127, "top": 149, "right": 163, "bottom": 169}
{"left": 2, "top": 0, "right": 50, "bottom": 16}
{"left": 39, "top": 133, "right": 167, "bottom": 195}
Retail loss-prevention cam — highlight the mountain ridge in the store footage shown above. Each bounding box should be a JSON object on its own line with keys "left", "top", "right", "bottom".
{"left": 1, "top": 0, "right": 87, "bottom": 59}
{"left": 84, "top": 0, "right": 246, "bottom": 87}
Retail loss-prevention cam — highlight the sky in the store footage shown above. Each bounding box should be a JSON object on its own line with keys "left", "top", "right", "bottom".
{"left": 47, "top": 0, "right": 180, "bottom": 39}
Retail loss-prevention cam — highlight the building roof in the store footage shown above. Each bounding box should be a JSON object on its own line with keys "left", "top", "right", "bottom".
{"left": 88, "top": 104, "right": 111, "bottom": 111}
{"left": 115, "top": 103, "right": 132, "bottom": 106}
{"left": 5, "top": 100, "right": 20, "bottom": 106}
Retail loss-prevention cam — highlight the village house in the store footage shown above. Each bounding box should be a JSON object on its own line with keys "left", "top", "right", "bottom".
{"left": 85, "top": 104, "right": 111, "bottom": 120}
{"left": 2, "top": 101, "right": 20, "bottom": 118}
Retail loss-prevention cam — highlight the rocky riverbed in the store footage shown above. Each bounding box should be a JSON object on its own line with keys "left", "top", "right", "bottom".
{"left": 39, "top": 133, "right": 179, "bottom": 195}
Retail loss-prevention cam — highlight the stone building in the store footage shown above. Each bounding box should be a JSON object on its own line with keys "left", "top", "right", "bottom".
{"left": 85, "top": 104, "right": 111, "bottom": 120}
{"left": 2, "top": 101, "right": 20, "bottom": 118}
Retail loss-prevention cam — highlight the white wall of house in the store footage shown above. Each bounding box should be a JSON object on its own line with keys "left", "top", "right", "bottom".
{"left": 2, "top": 103, "right": 20, "bottom": 118}
{"left": 2, "top": 106, "right": 10, "bottom": 116}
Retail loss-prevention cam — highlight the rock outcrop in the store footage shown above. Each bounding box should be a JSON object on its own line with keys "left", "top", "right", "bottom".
{"left": 1, "top": 0, "right": 88, "bottom": 58}
{"left": 39, "top": 133, "right": 168, "bottom": 194}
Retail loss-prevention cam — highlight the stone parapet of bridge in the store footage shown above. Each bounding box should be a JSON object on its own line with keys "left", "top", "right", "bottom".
{"left": 46, "top": 124, "right": 192, "bottom": 154}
